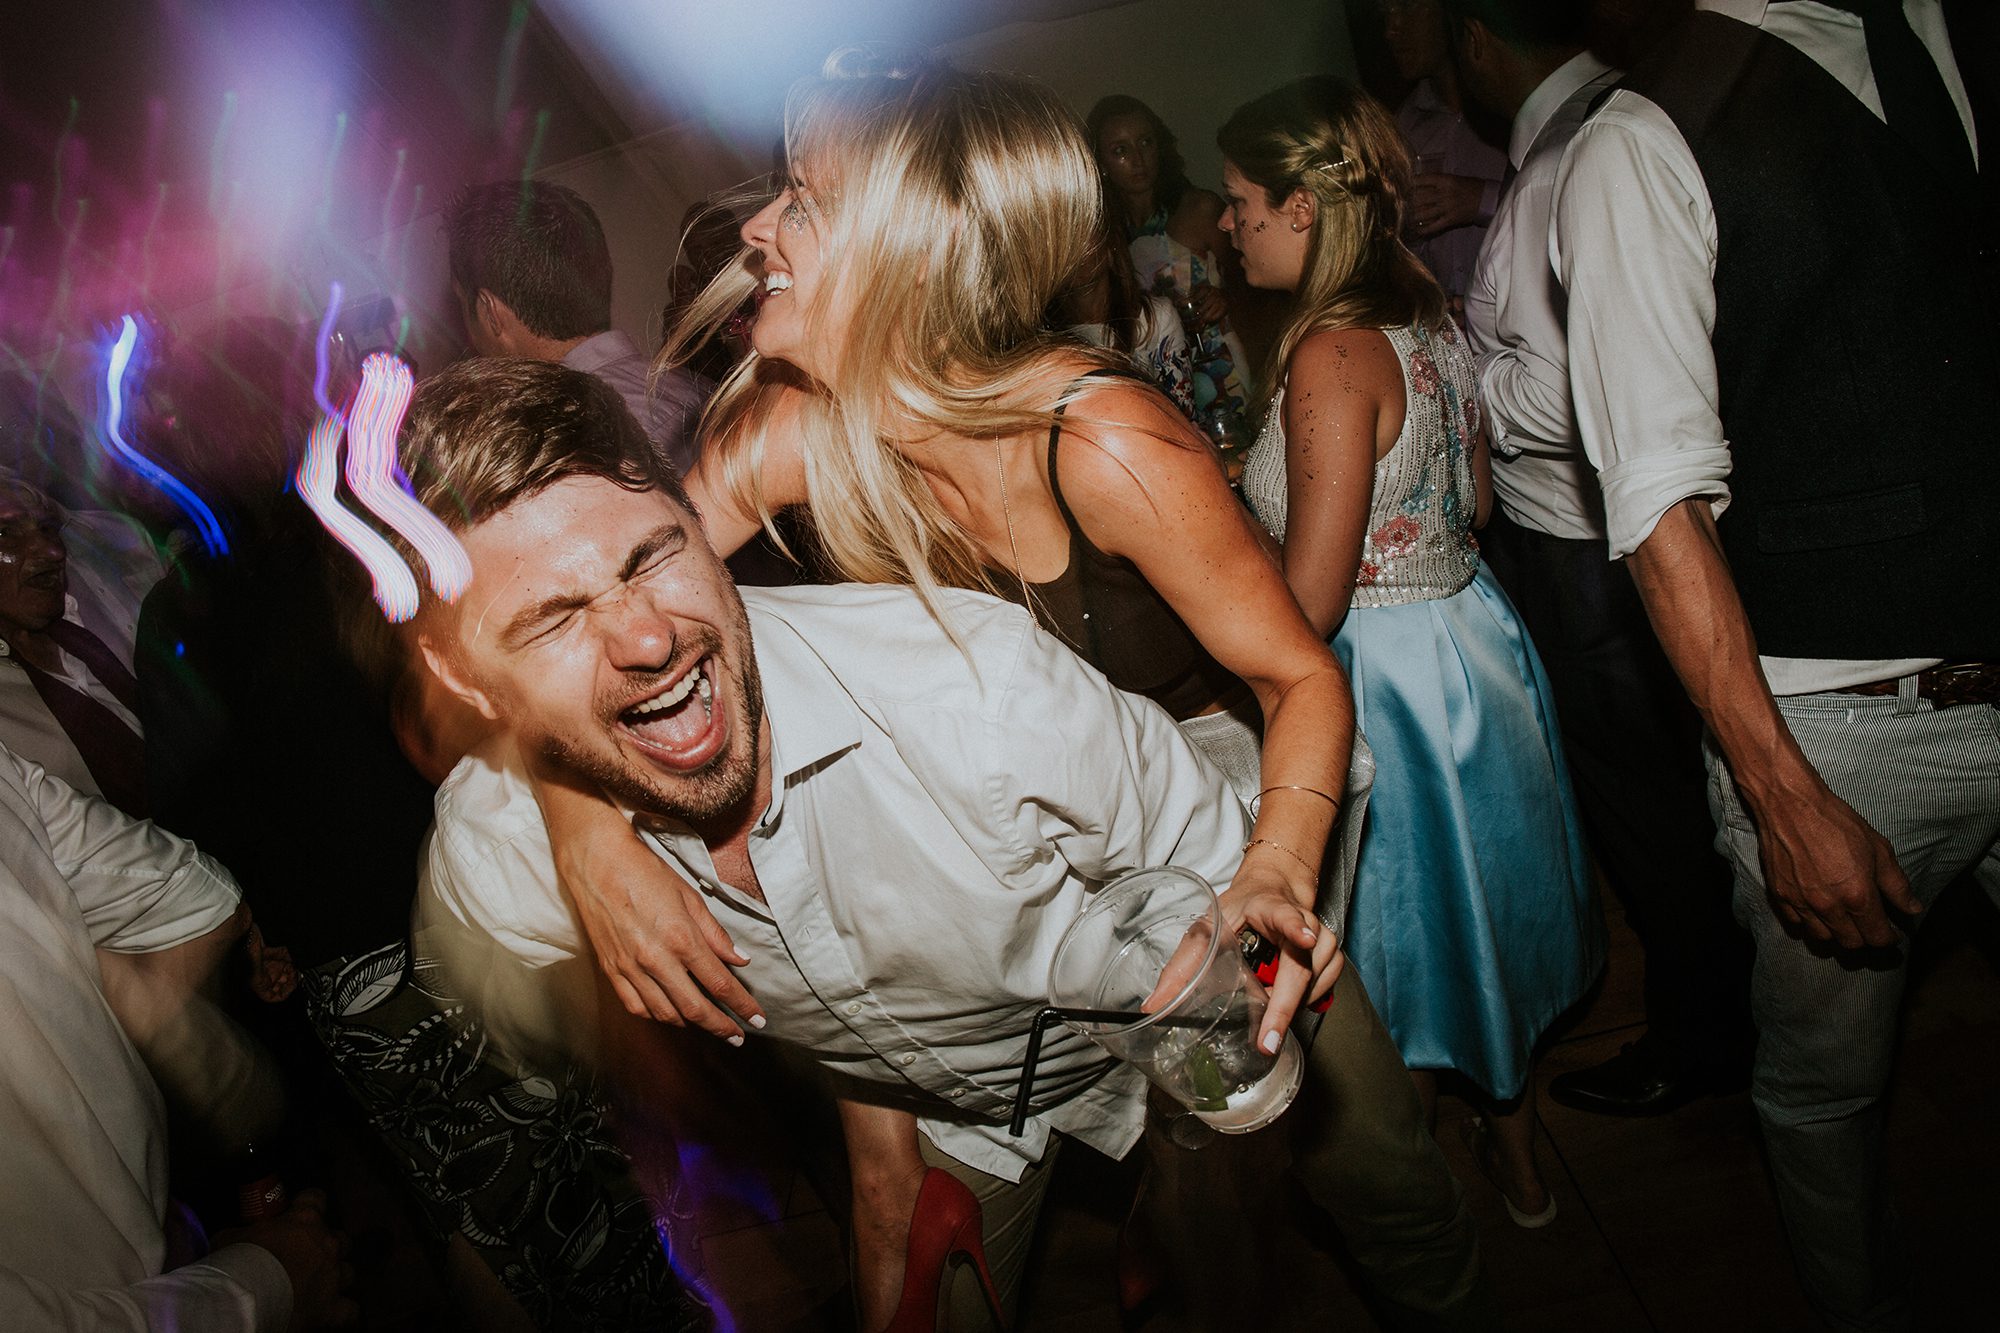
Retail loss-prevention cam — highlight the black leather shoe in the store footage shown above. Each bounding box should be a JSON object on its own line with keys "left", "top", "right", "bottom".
{"left": 1547, "top": 1038, "right": 1740, "bottom": 1116}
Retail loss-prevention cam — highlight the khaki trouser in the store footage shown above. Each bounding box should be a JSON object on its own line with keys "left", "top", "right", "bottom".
{"left": 918, "top": 1134, "right": 1061, "bottom": 1331}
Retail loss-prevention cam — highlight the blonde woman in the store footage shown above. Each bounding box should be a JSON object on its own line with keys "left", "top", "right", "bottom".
{"left": 1219, "top": 76, "right": 1602, "bottom": 1228}
{"left": 540, "top": 52, "right": 1488, "bottom": 1331}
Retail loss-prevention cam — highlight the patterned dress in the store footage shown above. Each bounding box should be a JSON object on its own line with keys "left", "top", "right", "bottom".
{"left": 1239, "top": 320, "right": 1603, "bottom": 1099}
{"left": 1127, "top": 207, "right": 1253, "bottom": 424}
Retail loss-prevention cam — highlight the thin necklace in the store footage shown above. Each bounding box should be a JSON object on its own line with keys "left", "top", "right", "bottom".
{"left": 994, "top": 437, "right": 1043, "bottom": 630}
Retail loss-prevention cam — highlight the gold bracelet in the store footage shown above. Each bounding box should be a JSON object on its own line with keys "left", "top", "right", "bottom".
{"left": 1242, "top": 837, "right": 1318, "bottom": 877}
{"left": 1252, "top": 784, "right": 1341, "bottom": 815}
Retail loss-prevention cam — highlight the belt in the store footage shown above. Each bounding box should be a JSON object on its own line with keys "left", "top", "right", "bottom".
{"left": 1835, "top": 662, "right": 2000, "bottom": 709}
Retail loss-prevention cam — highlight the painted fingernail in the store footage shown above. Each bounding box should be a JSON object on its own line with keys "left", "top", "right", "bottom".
{"left": 727, "top": 1034, "right": 745, "bottom": 1047}
{"left": 1262, "top": 1030, "right": 1281, "bottom": 1054}
{"left": 749, "top": 1014, "right": 767, "bottom": 1030}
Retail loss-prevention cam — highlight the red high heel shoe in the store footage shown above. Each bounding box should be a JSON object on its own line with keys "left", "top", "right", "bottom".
{"left": 880, "top": 1167, "right": 1006, "bottom": 1333}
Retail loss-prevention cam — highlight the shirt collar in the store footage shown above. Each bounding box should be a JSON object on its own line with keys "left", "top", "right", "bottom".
{"left": 740, "top": 599, "right": 862, "bottom": 828}
{"left": 560, "top": 329, "right": 638, "bottom": 376}
{"left": 1698, "top": 0, "right": 1770, "bottom": 20}
{"left": 1510, "top": 50, "right": 1618, "bottom": 167}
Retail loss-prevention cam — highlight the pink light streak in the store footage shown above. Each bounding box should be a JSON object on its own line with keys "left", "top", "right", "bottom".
{"left": 345, "top": 352, "right": 472, "bottom": 604}
{"left": 298, "top": 406, "right": 421, "bottom": 622}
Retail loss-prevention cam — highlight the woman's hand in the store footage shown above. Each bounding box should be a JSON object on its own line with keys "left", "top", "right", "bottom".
{"left": 533, "top": 772, "right": 766, "bottom": 1042}
{"left": 1187, "top": 280, "right": 1229, "bottom": 329}
{"left": 1220, "top": 851, "right": 1343, "bottom": 1052}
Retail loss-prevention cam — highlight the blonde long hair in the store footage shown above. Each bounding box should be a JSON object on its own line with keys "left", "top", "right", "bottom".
{"left": 1216, "top": 77, "right": 1446, "bottom": 398}
{"left": 662, "top": 49, "right": 1130, "bottom": 605}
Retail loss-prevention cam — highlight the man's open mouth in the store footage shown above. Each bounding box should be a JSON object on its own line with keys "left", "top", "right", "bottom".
{"left": 616, "top": 655, "right": 727, "bottom": 771}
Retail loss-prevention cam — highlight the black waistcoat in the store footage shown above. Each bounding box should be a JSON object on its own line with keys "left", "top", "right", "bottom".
{"left": 1617, "top": 11, "right": 1998, "bottom": 660}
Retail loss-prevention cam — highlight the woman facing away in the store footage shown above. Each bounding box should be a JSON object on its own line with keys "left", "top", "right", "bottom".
{"left": 536, "top": 51, "right": 1490, "bottom": 1333}
{"left": 1087, "top": 94, "right": 1255, "bottom": 438}
{"left": 1217, "top": 75, "right": 1604, "bottom": 1228}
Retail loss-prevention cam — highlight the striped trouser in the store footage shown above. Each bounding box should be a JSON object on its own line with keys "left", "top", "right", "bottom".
{"left": 1704, "top": 691, "right": 2000, "bottom": 1333}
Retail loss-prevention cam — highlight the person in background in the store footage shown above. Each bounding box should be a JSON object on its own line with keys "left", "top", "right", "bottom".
{"left": 0, "top": 471, "right": 152, "bottom": 817}
{"left": 1551, "top": 2, "right": 1998, "bottom": 1325}
{"left": 445, "top": 180, "right": 714, "bottom": 479}
{"left": 0, "top": 742, "right": 352, "bottom": 1331}
{"left": 1377, "top": 0, "right": 1510, "bottom": 317}
{"left": 1087, "top": 94, "right": 1256, "bottom": 435}
{"left": 1048, "top": 217, "right": 1198, "bottom": 421}
{"left": 1445, "top": 0, "right": 1751, "bottom": 1116}
{"left": 1223, "top": 74, "right": 1603, "bottom": 1231}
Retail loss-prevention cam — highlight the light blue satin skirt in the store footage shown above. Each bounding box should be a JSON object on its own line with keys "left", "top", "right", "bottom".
{"left": 1333, "top": 564, "right": 1603, "bottom": 1100}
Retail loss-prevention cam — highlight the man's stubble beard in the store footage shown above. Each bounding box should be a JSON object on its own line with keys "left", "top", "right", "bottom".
{"left": 536, "top": 604, "right": 765, "bottom": 828}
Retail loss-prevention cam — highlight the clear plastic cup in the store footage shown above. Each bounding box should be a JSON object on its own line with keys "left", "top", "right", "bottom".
{"left": 1047, "top": 866, "right": 1303, "bottom": 1134}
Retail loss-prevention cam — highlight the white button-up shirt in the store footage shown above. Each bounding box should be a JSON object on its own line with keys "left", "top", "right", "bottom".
{"left": 0, "top": 745, "right": 289, "bottom": 1330}
{"left": 423, "top": 585, "right": 1249, "bottom": 1182}
{"left": 1466, "top": 50, "right": 1621, "bottom": 542}
{"left": 1551, "top": 0, "right": 1977, "bottom": 692}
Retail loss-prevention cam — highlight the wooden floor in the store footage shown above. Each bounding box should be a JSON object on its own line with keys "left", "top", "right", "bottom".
{"left": 1015, "top": 878, "right": 2000, "bottom": 1333}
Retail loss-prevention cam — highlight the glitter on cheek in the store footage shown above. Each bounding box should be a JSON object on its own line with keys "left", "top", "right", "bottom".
{"left": 780, "top": 192, "right": 815, "bottom": 236}
{"left": 1251, "top": 220, "right": 1268, "bottom": 234}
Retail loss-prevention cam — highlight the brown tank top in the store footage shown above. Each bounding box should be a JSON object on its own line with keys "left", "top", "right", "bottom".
{"left": 987, "top": 380, "right": 1241, "bottom": 721}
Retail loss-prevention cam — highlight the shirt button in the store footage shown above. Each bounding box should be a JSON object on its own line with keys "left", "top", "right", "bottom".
{"left": 898, "top": 1053, "right": 917, "bottom": 1067}
{"left": 947, "top": 1088, "right": 964, "bottom": 1099}
{"left": 844, "top": 1001, "right": 862, "bottom": 1016}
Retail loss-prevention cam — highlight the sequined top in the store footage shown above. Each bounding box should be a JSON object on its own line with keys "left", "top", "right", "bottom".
{"left": 1240, "top": 322, "right": 1482, "bottom": 609}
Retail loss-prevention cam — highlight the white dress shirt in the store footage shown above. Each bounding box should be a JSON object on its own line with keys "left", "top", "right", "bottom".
{"left": 0, "top": 746, "right": 289, "bottom": 1331}
{"left": 562, "top": 331, "right": 714, "bottom": 481}
{"left": 1551, "top": 0, "right": 1977, "bottom": 692}
{"left": 1466, "top": 51, "right": 1622, "bottom": 541}
{"left": 423, "top": 584, "right": 1249, "bottom": 1183}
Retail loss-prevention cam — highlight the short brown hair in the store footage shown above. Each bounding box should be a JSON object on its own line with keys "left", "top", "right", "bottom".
{"left": 399, "top": 358, "right": 691, "bottom": 535}
{"left": 443, "top": 181, "right": 613, "bottom": 340}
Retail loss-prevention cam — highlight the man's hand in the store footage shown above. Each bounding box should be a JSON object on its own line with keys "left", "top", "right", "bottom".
{"left": 1410, "top": 173, "right": 1488, "bottom": 239}
{"left": 1625, "top": 499, "right": 1922, "bottom": 957}
{"left": 557, "top": 825, "right": 767, "bottom": 1042}
{"left": 1742, "top": 773, "right": 1920, "bottom": 950}
{"left": 217, "top": 1190, "right": 356, "bottom": 1330}
{"left": 1220, "top": 859, "right": 1343, "bottom": 1053}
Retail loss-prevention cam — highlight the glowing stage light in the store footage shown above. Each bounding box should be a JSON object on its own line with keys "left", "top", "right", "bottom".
{"left": 101, "top": 316, "right": 230, "bottom": 556}
{"left": 345, "top": 353, "right": 472, "bottom": 604}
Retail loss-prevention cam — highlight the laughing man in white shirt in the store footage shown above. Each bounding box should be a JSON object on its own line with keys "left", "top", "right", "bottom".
{"left": 394, "top": 358, "right": 1431, "bottom": 1329}
{"left": 1551, "top": 3, "right": 2000, "bottom": 1326}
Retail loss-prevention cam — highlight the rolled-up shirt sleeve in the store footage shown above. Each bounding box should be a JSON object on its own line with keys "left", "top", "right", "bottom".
{"left": 1553, "top": 92, "right": 1733, "bottom": 560}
